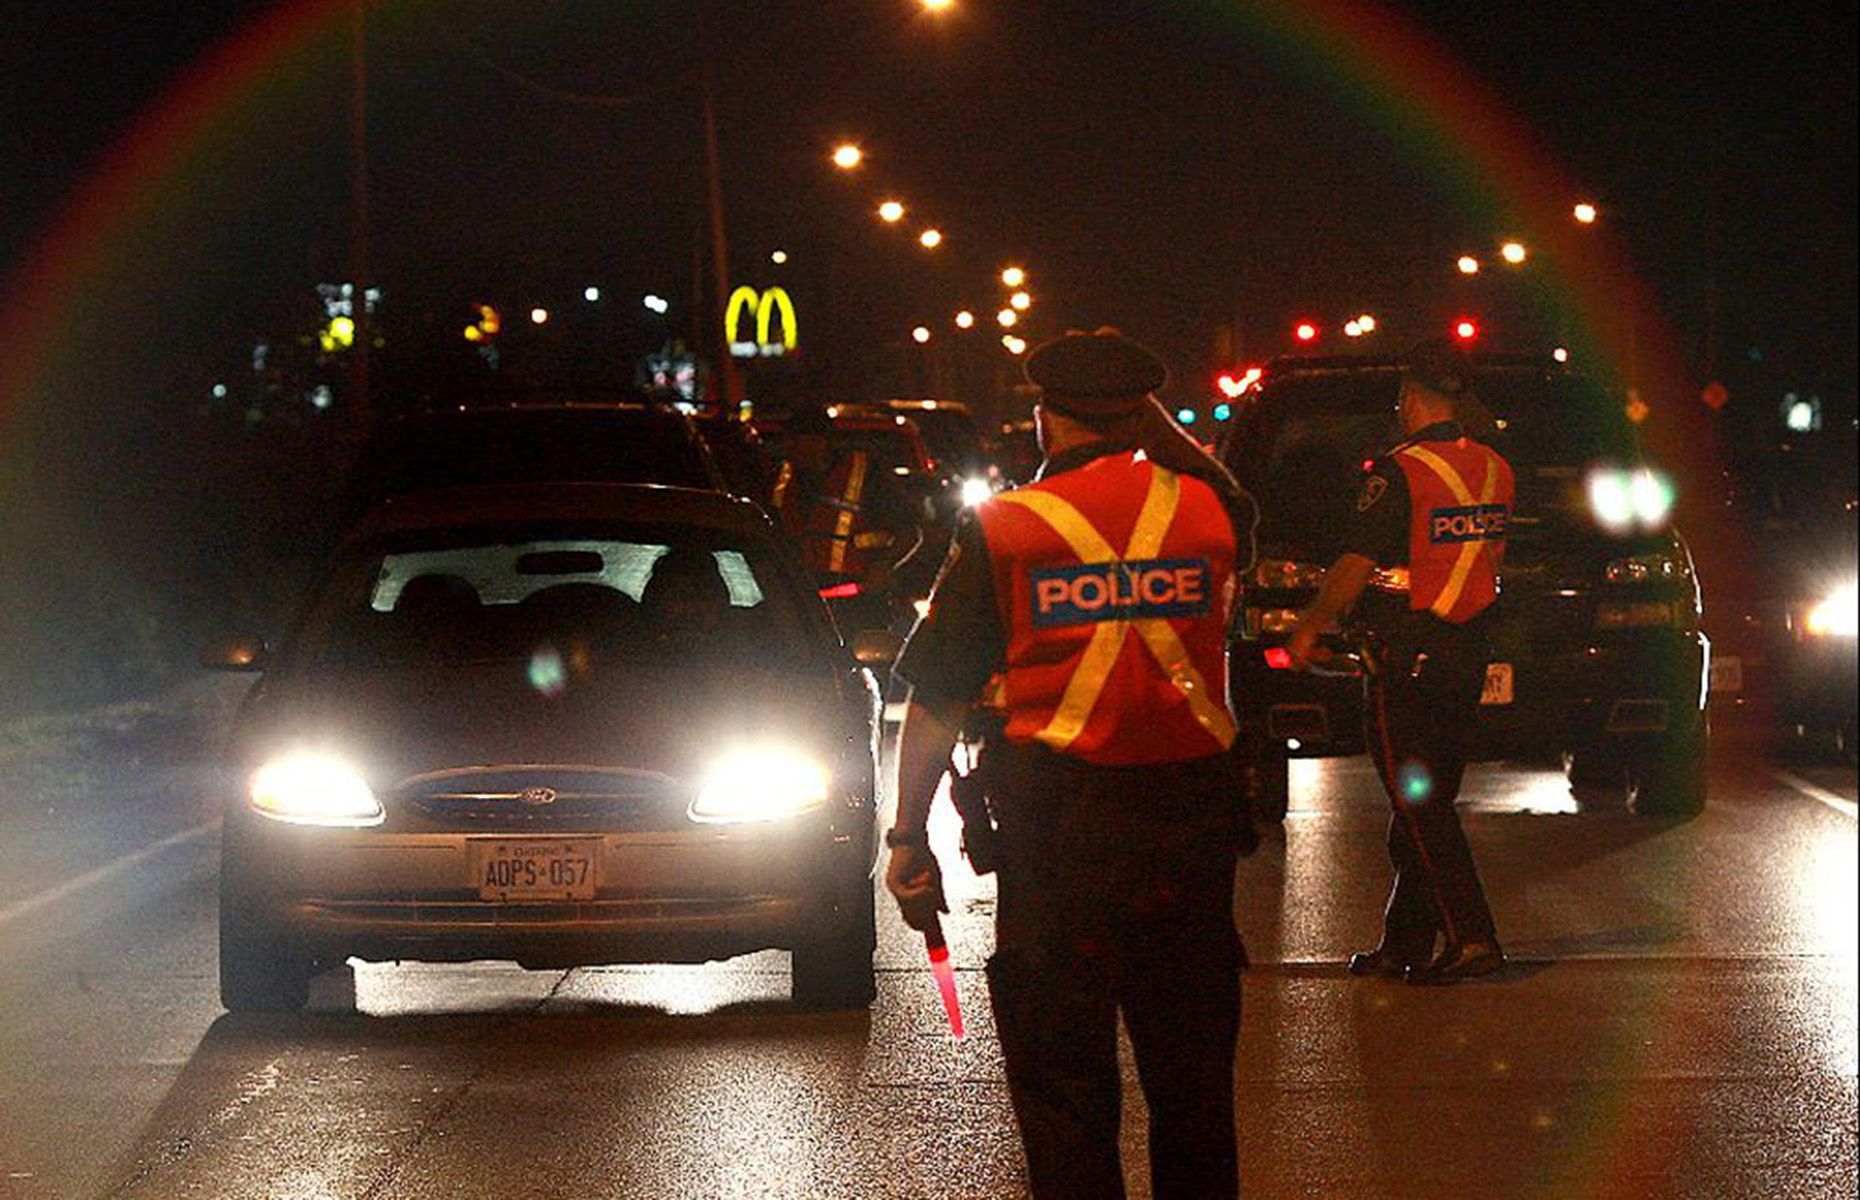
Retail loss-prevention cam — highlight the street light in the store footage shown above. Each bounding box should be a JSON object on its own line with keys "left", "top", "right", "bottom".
{"left": 997, "top": 308, "right": 1019, "bottom": 328}
{"left": 955, "top": 310, "right": 975, "bottom": 329}
{"left": 1500, "top": 240, "right": 1528, "bottom": 265}
{"left": 583, "top": 286, "right": 601, "bottom": 303}
{"left": 530, "top": 307, "right": 550, "bottom": 325}
{"left": 1573, "top": 202, "right": 1598, "bottom": 224}
{"left": 1009, "top": 291, "right": 1032, "bottom": 311}
{"left": 1457, "top": 255, "right": 1482, "bottom": 275}
{"left": 1001, "top": 266, "right": 1026, "bottom": 288}
{"left": 912, "top": 325, "right": 932, "bottom": 344}
{"left": 878, "top": 200, "right": 906, "bottom": 223}
{"left": 770, "top": 249, "right": 789, "bottom": 264}
{"left": 919, "top": 228, "right": 944, "bottom": 249}
{"left": 831, "top": 143, "right": 863, "bottom": 170}
{"left": 1001, "top": 335, "right": 1027, "bottom": 354}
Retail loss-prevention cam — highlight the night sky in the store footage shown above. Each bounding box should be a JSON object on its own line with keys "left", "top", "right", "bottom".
{"left": 0, "top": 0, "right": 1854, "bottom": 709}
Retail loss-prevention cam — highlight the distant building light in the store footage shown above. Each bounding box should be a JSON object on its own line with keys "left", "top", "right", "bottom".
{"left": 529, "top": 307, "right": 550, "bottom": 325}
{"left": 583, "top": 286, "right": 601, "bottom": 302}
{"left": 643, "top": 294, "right": 670, "bottom": 314}
{"left": 211, "top": 383, "right": 228, "bottom": 399}
{"left": 1784, "top": 395, "right": 1822, "bottom": 433}
{"left": 771, "top": 249, "right": 789, "bottom": 265}
{"left": 309, "top": 385, "right": 333, "bottom": 411}
{"left": 1457, "top": 255, "right": 1481, "bottom": 275}
{"left": 1552, "top": 347, "right": 1570, "bottom": 363}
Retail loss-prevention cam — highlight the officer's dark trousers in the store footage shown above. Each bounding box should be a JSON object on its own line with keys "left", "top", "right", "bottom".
{"left": 986, "top": 746, "right": 1242, "bottom": 1200}
{"left": 1363, "top": 630, "right": 1498, "bottom": 954}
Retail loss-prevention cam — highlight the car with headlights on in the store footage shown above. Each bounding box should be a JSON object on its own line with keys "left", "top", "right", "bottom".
{"left": 1220, "top": 356, "right": 1709, "bottom": 818}
{"left": 202, "top": 482, "right": 893, "bottom": 1012}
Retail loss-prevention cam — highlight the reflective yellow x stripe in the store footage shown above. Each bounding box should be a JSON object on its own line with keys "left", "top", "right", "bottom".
{"left": 827, "top": 452, "right": 869, "bottom": 573}
{"left": 1400, "top": 444, "right": 1501, "bottom": 618}
{"left": 995, "top": 468, "right": 1237, "bottom": 751}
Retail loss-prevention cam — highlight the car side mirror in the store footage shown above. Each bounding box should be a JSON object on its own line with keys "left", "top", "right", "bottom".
{"left": 850, "top": 628, "right": 904, "bottom": 669}
{"left": 200, "top": 631, "right": 268, "bottom": 671}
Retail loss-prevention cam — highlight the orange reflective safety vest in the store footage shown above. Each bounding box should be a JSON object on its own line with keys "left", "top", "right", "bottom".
{"left": 1389, "top": 436, "right": 1515, "bottom": 624}
{"left": 974, "top": 453, "right": 1239, "bottom": 766}
{"left": 798, "top": 449, "right": 894, "bottom": 576}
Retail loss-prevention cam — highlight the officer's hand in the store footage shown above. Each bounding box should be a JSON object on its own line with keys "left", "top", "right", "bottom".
{"left": 885, "top": 843, "right": 948, "bottom": 933}
{"left": 1284, "top": 622, "right": 1323, "bottom": 671}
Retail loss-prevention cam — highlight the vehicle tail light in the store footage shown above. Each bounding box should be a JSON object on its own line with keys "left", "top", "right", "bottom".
{"left": 818, "top": 581, "right": 862, "bottom": 599}
{"left": 1264, "top": 648, "right": 1293, "bottom": 670}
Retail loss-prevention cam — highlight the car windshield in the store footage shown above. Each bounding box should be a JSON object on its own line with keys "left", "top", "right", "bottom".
{"left": 352, "top": 409, "right": 715, "bottom": 499}
{"left": 1225, "top": 368, "right": 1641, "bottom": 559}
{"left": 299, "top": 524, "right": 810, "bottom": 670}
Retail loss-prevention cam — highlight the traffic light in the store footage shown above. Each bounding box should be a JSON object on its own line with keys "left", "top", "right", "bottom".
{"left": 1175, "top": 406, "right": 1198, "bottom": 425}
{"left": 1213, "top": 403, "right": 1233, "bottom": 422}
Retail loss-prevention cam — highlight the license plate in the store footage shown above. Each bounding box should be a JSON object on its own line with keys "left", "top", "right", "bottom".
{"left": 469, "top": 839, "right": 600, "bottom": 901}
{"left": 1708, "top": 655, "right": 1743, "bottom": 694}
{"left": 1480, "top": 662, "right": 1514, "bottom": 706}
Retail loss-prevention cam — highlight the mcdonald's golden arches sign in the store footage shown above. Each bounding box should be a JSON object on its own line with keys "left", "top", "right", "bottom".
{"left": 725, "top": 286, "right": 799, "bottom": 359}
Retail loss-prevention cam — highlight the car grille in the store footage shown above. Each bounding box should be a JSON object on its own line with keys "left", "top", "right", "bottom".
{"left": 395, "top": 766, "right": 685, "bottom": 827}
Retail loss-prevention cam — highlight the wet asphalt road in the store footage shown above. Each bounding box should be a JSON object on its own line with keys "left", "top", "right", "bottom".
{"left": 0, "top": 682, "right": 1853, "bottom": 1199}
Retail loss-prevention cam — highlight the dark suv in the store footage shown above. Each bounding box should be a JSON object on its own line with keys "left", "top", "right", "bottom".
{"left": 1220, "top": 356, "right": 1709, "bottom": 818}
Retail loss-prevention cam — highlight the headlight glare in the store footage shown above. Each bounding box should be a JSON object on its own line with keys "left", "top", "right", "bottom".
{"left": 1588, "top": 466, "right": 1675, "bottom": 535}
{"left": 249, "top": 753, "right": 383, "bottom": 827}
{"left": 689, "top": 746, "right": 832, "bottom": 824}
{"left": 1804, "top": 581, "right": 1858, "bottom": 638}
{"left": 959, "top": 477, "right": 994, "bottom": 508}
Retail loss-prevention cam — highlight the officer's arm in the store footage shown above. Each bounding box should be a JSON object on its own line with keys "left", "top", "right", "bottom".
{"left": 893, "top": 695, "right": 965, "bottom": 837}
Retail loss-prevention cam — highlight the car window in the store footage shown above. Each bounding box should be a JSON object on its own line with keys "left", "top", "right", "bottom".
{"left": 302, "top": 529, "right": 804, "bottom": 669}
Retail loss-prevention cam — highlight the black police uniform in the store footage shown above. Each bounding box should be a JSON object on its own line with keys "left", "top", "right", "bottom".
{"left": 1345, "top": 420, "right": 1502, "bottom": 965}
{"left": 895, "top": 440, "right": 1254, "bottom": 1200}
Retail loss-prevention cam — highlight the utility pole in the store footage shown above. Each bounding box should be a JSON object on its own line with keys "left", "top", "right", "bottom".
{"left": 698, "top": 7, "right": 742, "bottom": 409}
{"left": 348, "top": 0, "right": 373, "bottom": 435}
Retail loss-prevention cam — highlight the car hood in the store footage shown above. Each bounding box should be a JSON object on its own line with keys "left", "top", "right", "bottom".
{"left": 234, "top": 658, "right": 850, "bottom": 788}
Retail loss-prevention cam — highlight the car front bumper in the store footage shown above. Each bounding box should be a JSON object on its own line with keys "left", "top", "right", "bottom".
{"left": 223, "top": 811, "right": 875, "bottom": 968}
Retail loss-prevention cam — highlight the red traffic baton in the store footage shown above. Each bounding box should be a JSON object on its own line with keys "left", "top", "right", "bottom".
{"left": 923, "top": 915, "right": 965, "bottom": 1038}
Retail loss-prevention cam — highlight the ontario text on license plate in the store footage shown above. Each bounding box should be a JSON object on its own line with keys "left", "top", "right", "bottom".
{"left": 1480, "top": 662, "right": 1514, "bottom": 706}
{"left": 470, "top": 839, "right": 600, "bottom": 901}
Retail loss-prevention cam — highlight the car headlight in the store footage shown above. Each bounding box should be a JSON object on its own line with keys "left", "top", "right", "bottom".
{"left": 1588, "top": 466, "right": 1676, "bottom": 535}
{"left": 959, "top": 477, "right": 994, "bottom": 508}
{"left": 1604, "top": 551, "right": 1691, "bottom": 585}
{"left": 249, "top": 753, "right": 384, "bottom": 827}
{"left": 1803, "top": 581, "right": 1858, "bottom": 638}
{"left": 689, "top": 746, "right": 832, "bottom": 824}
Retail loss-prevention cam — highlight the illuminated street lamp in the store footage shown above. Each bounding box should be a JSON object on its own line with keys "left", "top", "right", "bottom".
{"left": 1457, "top": 255, "right": 1482, "bottom": 275}
{"left": 1500, "top": 240, "right": 1528, "bottom": 265}
{"left": 919, "top": 228, "right": 944, "bottom": 249}
{"left": 912, "top": 325, "right": 932, "bottom": 344}
{"left": 1573, "top": 202, "right": 1598, "bottom": 224}
{"left": 1001, "top": 335, "right": 1027, "bottom": 354}
{"left": 997, "top": 308, "right": 1019, "bottom": 328}
{"left": 529, "top": 307, "right": 550, "bottom": 325}
{"left": 954, "top": 310, "right": 976, "bottom": 329}
{"left": 583, "top": 286, "right": 601, "bottom": 302}
{"left": 770, "top": 249, "right": 789, "bottom": 265}
{"left": 831, "top": 143, "right": 863, "bottom": 170}
{"left": 1001, "top": 266, "right": 1026, "bottom": 288}
{"left": 1294, "top": 321, "right": 1318, "bottom": 343}
{"left": 1357, "top": 313, "right": 1377, "bottom": 333}
{"left": 878, "top": 200, "right": 906, "bottom": 223}
{"left": 921, "top": 0, "right": 955, "bottom": 10}
{"left": 1009, "top": 291, "right": 1032, "bottom": 311}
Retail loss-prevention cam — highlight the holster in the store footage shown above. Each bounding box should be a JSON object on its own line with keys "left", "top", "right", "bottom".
{"left": 951, "top": 712, "right": 1005, "bottom": 875}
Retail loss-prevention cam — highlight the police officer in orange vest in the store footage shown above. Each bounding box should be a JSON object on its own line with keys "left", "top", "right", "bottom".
{"left": 886, "top": 329, "right": 1256, "bottom": 1199}
{"left": 1285, "top": 339, "right": 1513, "bottom": 986}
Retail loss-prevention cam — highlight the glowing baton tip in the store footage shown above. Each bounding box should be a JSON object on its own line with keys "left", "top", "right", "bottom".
{"left": 924, "top": 920, "right": 965, "bottom": 1038}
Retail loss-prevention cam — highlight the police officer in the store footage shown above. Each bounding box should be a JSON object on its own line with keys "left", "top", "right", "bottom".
{"left": 1284, "top": 339, "right": 1513, "bottom": 986}
{"left": 885, "top": 329, "right": 1255, "bottom": 1199}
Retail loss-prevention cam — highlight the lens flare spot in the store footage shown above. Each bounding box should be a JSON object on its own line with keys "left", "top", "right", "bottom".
{"left": 1397, "top": 760, "right": 1433, "bottom": 804}
{"left": 528, "top": 647, "right": 569, "bottom": 698}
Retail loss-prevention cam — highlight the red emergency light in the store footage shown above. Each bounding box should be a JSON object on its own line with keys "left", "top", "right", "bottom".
{"left": 1264, "top": 647, "right": 1293, "bottom": 670}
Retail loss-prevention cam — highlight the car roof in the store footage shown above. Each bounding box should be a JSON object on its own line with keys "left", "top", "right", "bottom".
{"left": 341, "top": 483, "right": 777, "bottom": 545}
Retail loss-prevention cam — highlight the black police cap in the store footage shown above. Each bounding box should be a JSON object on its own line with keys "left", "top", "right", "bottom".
{"left": 1023, "top": 327, "right": 1169, "bottom": 418}
{"left": 1402, "top": 338, "right": 1475, "bottom": 400}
